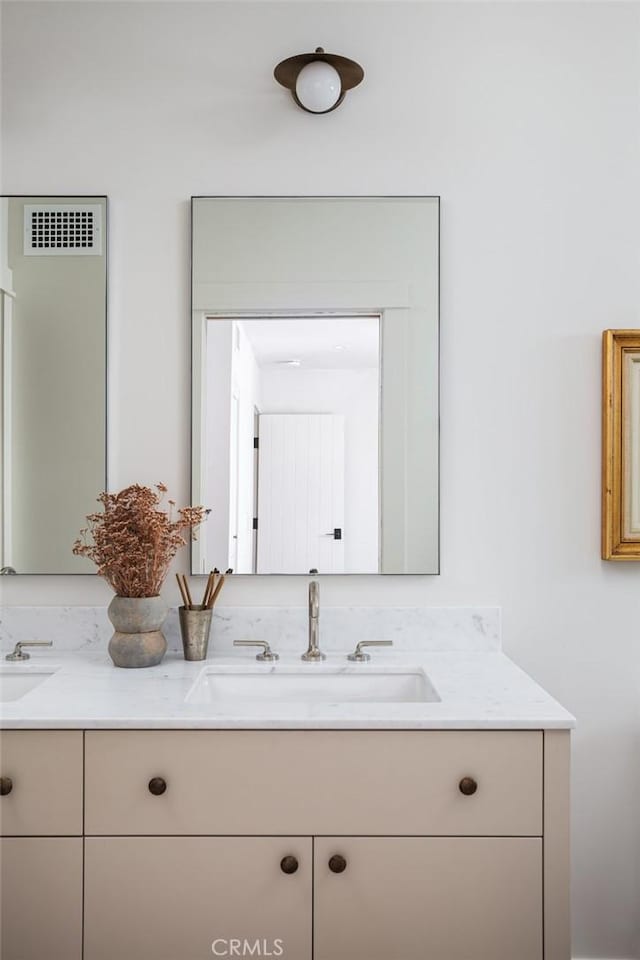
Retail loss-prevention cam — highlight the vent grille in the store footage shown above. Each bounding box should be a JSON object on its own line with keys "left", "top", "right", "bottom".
{"left": 24, "top": 204, "right": 102, "bottom": 256}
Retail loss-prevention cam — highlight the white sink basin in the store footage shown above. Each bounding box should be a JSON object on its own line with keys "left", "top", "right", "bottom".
{"left": 0, "top": 668, "right": 57, "bottom": 702}
{"left": 186, "top": 666, "right": 440, "bottom": 705}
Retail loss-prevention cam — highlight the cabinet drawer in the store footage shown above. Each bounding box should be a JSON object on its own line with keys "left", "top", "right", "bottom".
{"left": 85, "top": 730, "right": 542, "bottom": 836}
{"left": 0, "top": 731, "right": 83, "bottom": 835}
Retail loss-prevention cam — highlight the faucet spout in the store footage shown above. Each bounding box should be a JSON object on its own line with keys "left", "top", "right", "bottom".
{"left": 301, "top": 580, "right": 325, "bottom": 661}
{"left": 309, "top": 580, "right": 319, "bottom": 618}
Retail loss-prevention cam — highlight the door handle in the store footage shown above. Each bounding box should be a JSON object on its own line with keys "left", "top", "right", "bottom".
{"left": 322, "top": 528, "right": 342, "bottom": 540}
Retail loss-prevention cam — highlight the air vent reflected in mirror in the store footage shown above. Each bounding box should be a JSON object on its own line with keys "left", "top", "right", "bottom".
{"left": 24, "top": 203, "right": 102, "bottom": 255}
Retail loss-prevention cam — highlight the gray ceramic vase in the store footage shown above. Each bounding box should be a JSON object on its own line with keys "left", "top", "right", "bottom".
{"left": 107, "top": 595, "right": 168, "bottom": 668}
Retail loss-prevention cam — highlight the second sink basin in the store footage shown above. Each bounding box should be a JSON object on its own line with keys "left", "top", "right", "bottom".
{"left": 0, "top": 667, "right": 57, "bottom": 702}
{"left": 186, "top": 666, "right": 440, "bottom": 705}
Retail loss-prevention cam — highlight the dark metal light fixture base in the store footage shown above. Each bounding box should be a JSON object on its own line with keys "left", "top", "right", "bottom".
{"left": 274, "top": 47, "right": 364, "bottom": 114}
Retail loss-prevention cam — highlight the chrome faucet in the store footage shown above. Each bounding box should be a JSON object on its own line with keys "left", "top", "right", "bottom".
{"left": 234, "top": 639, "right": 279, "bottom": 662}
{"left": 301, "top": 580, "right": 325, "bottom": 661}
{"left": 347, "top": 640, "right": 393, "bottom": 662}
{"left": 5, "top": 640, "right": 53, "bottom": 662}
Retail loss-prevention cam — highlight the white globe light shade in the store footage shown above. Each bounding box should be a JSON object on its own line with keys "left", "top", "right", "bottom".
{"left": 295, "top": 60, "right": 342, "bottom": 113}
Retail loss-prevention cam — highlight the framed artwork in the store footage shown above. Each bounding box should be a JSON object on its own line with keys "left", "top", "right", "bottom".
{"left": 602, "top": 329, "right": 640, "bottom": 559}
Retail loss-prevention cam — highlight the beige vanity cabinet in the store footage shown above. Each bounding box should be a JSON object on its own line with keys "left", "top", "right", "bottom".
{"left": 81, "top": 729, "right": 569, "bottom": 960}
{"left": 84, "top": 836, "right": 312, "bottom": 960}
{"left": 0, "top": 727, "right": 569, "bottom": 960}
{"left": 314, "top": 836, "right": 542, "bottom": 960}
{"left": 0, "top": 731, "right": 84, "bottom": 960}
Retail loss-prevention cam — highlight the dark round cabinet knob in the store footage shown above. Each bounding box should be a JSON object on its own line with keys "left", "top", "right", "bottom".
{"left": 0, "top": 776, "right": 13, "bottom": 796}
{"left": 459, "top": 776, "right": 478, "bottom": 796}
{"left": 328, "top": 854, "right": 347, "bottom": 874}
{"left": 280, "top": 855, "right": 299, "bottom": 875}
{"left": 148, "top": 777, "right": 167, "bottom": 796}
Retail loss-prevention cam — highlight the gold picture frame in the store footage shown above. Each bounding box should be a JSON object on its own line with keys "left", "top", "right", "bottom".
{"left": 602, "top": 329, "right": 640, "bottom": 559}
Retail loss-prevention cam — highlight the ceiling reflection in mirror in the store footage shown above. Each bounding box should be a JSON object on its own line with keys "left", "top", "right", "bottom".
{"left": 191, "top": 197, "right": 439, "bottom": 575}
{"left": 0, "top": 196, "right": 107, "bottom": 575}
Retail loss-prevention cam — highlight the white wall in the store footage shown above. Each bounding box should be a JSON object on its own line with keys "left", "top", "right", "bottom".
{"left": 260, "top": 366, "right": 379, "bottom": 571}
{"left": 1, "top": 3, "right": 639, "bottom": 956}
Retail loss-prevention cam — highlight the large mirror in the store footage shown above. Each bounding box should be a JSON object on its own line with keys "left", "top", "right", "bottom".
{"left": 0, "top": 196, "right": 107, "bottom": 574}
{"left": 191, "top": 197, "right": 439, "bottom": 575}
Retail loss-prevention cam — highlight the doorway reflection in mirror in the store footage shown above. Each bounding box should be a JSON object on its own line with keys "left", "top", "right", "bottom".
{"left": 200, "top": 316, "right": 380, "bottom": 575}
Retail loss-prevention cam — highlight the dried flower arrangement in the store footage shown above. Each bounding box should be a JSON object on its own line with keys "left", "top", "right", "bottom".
{"left": 73, "top": 483, "right": 207, "bottom": 598}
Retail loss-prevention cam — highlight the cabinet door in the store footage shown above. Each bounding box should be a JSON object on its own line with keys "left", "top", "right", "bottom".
{"left": 85, "top": 836, "right": 312, "bottom": 960}
{"left": 0, "top": 837, "right": 82, "bottom": 960}
{"left": 314, "top": 837, "right": 542, "bottom": 960}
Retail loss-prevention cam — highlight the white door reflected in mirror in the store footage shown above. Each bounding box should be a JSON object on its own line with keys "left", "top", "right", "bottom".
{"left": 201, "top": 315, "right": 379, "bottom": 575}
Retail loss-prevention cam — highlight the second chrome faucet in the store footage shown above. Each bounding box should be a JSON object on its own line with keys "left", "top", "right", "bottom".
{"left": 301, "top": 580, "right": 325, "bottom": 661}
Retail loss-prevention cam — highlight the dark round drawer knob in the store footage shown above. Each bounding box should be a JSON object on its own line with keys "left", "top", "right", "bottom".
{"left": 328, "top": 854, "right": 347, "bottom": 874}
{"left": 0, "top": 776, "right": 13, "bottom": 796}
{"left": 280, "top": 855, "right": 299, "bottom": 875}
{"left": 148, "top": 777, "right": 167, "bottom": 796}
{"left": 459, "top": 776, "right": 478, "bottom": 796}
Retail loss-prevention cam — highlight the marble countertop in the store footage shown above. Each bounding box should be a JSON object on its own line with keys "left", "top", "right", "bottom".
{"left": 0, "top": 644, "right": 575, "bottom": 730}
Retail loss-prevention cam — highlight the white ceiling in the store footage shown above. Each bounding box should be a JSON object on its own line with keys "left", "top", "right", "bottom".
{"left": 239, "top": 316, "right": 380, "bottom": 370}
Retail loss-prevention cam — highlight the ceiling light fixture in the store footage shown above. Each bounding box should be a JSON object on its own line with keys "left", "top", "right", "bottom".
{"left": 274, "top": 47, "right": 364, "bottom": 114}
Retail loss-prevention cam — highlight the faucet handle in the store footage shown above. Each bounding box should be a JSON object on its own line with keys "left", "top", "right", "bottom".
{"left": 5, "top": 641, "right": 53, "bottom": 662}
{"left": 347, "top": 640, "right": 393, "bottom": 663}
{"left": 234, "top": 640, "right": 279, "bottom": 662}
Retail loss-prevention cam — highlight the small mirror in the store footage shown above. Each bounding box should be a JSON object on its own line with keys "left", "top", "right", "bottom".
{"left": 191, "top": 197, "right": 439, "bottom": 575}
{"left": 0, "top": 196, "right": 107, "bottom": 574}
